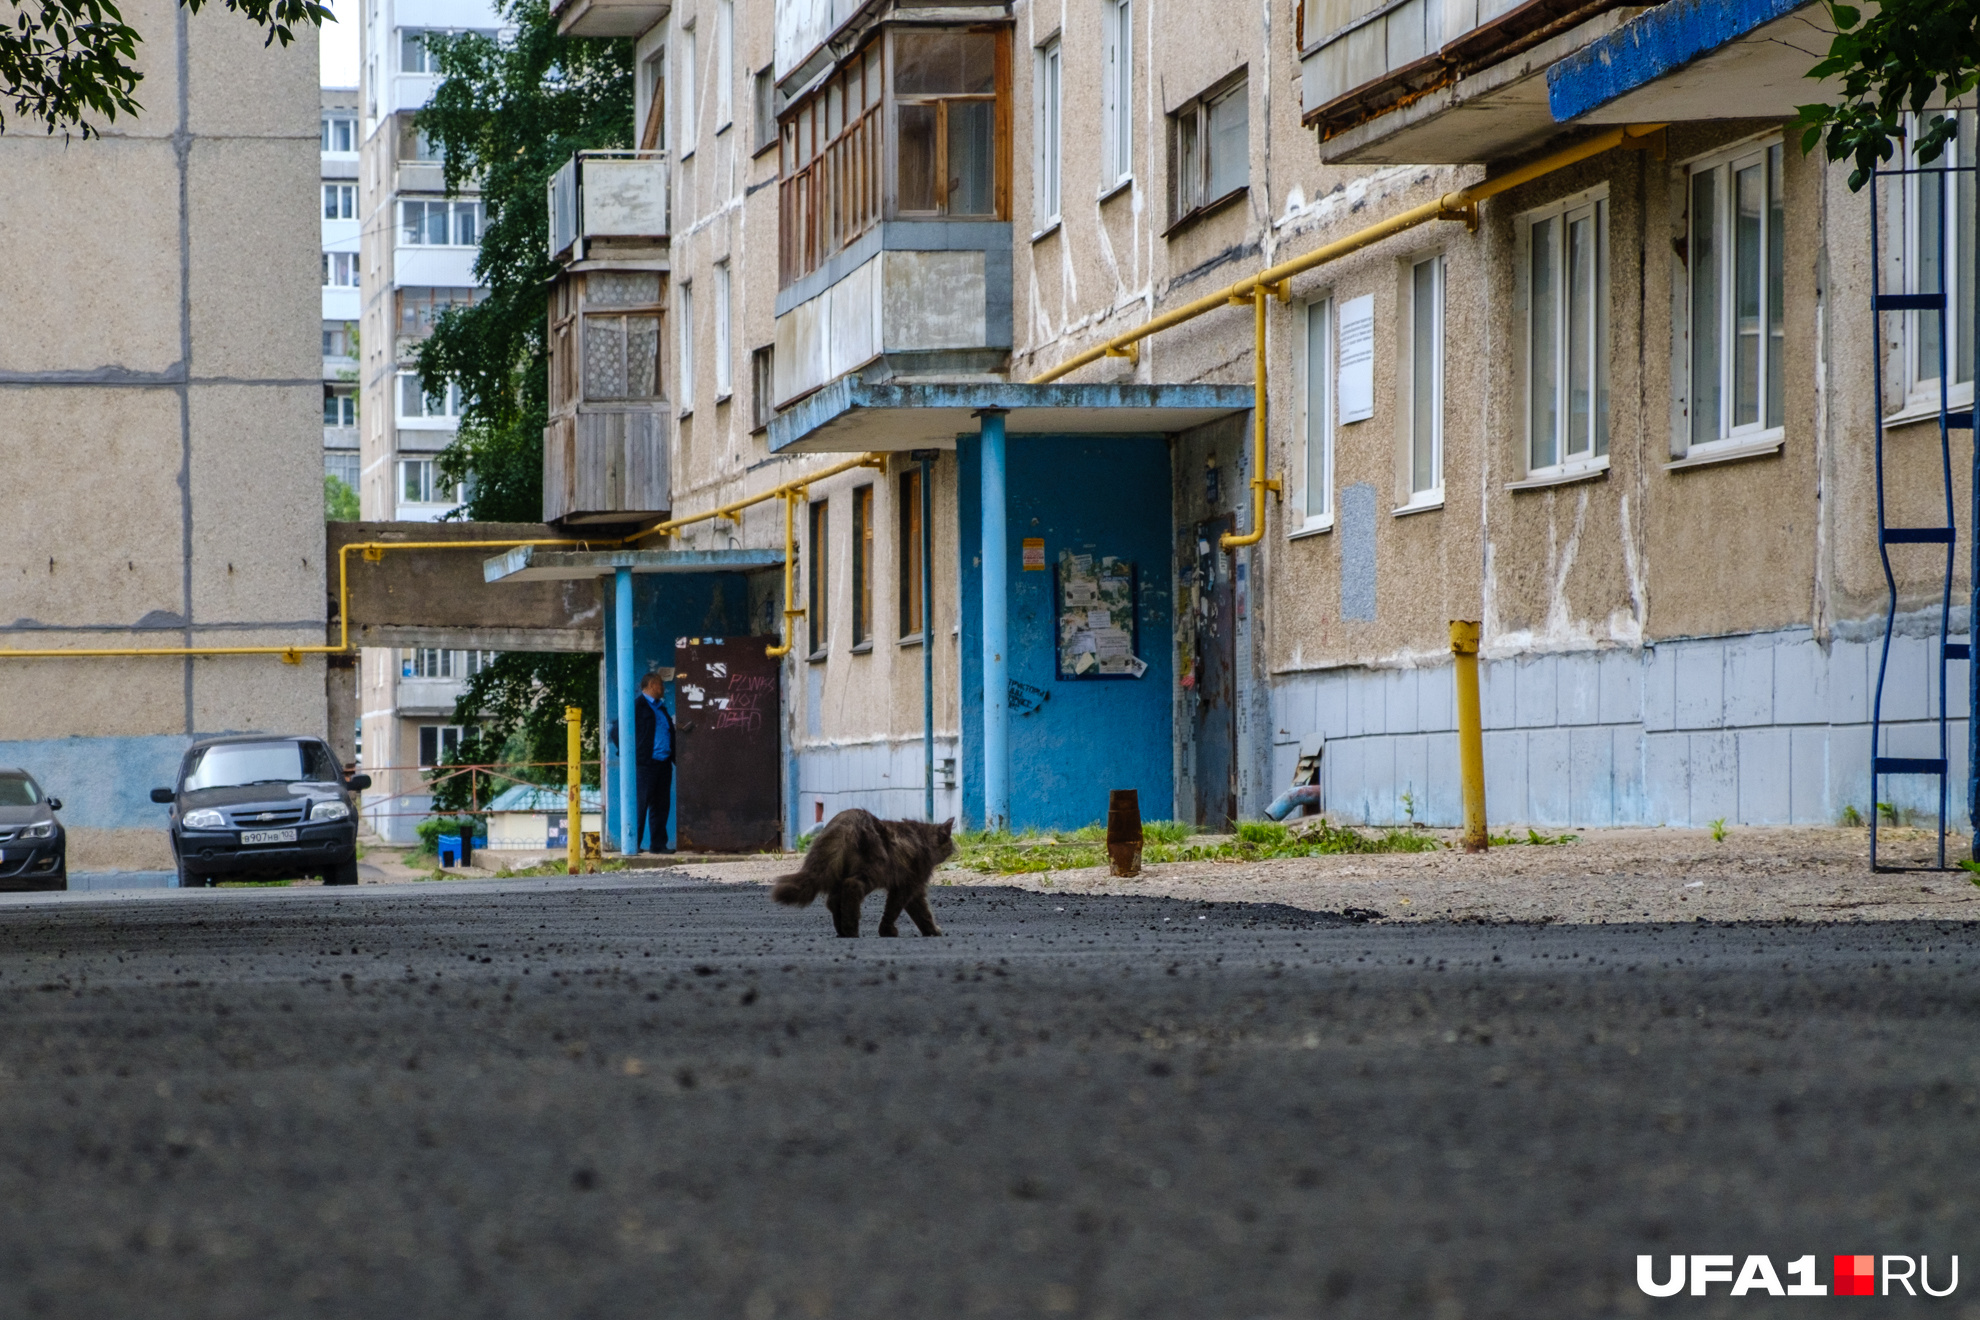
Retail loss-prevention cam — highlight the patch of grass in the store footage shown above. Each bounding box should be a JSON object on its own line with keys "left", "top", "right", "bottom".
{"left": 1711, "top": 817, "right": 1728, "bottom": 842}
{"left": 951, "top": 818, "right": 1439, "bottom": 874}
{"left": 1488, "top": 828, "right": 1580, "bottom": 847}
{"left": 1840, "top": 804, "right": 1864, "bottom": 828}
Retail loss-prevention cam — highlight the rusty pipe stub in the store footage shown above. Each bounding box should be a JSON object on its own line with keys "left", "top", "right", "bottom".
{"left": 1106, "top": 788, "right": 1143, "bottom": 877}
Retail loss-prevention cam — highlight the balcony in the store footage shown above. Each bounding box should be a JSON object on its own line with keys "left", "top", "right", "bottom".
{"left": 548, "top": 151, "right": 669, "bottom": 264}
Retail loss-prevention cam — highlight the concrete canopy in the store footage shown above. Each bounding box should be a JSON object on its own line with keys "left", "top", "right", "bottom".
{"left": 766, "top": 380, "right": 1256, "bottom": 454}
{"left": 484, "top": 547, "right": 786, "bottom": 583}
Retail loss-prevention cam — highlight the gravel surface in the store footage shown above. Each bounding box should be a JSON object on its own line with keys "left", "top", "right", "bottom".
{"left": 0, "top": 876, "right": 1973, "bottom": 1318}
{"left": 681, "top": 825, "right": 1980, "bottom": 924}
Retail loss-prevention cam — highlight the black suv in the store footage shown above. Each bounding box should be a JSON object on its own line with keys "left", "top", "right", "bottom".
{"left": 0, "top": 769, "right": 65, "bottom": 891}
{"left": 152, "top": 737, "right": 371, "bottom": 888}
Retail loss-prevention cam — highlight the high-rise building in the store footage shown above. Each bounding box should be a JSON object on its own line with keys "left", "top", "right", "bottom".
{"left": 355, "top": 0, "right": 501, "bottom": 838}
{"left": 321, "top": 87, "right": 361, "bottom": 502}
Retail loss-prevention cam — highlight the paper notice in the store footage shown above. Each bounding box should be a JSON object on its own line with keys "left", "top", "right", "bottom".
{"left": 1126, "top": 655, "right": 1148, "bottom": 678}
{"left": 1070, "top": 630, "right": 1097, "bottom": 654}
{"left": 1086, "top": 608, "right": 1112, "bottom": 630}
{"left": 1063, "top": 581, "right": 1099, "bottom": 606}
{"left": 1094, "top": 629, "right": 1130, "bottom": 659}
{"left": 1338, "top": 293, "right": 1375, "bottom": 423}
{"left": 1074, "top": 652, "right": 1096, "bottom": 675}
{"left": 1070, "top": 554, "right": 1093, "bottom": 574}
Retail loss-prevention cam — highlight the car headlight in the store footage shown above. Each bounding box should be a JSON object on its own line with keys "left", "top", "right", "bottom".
{"left": 18, "top": 822, "right": 53, "bottom": 840}
{"left": 181, "top": 809, "right": 226, "bottom": 830}
{"left": 311, "top": 801, "right": 351, "bottom": 822}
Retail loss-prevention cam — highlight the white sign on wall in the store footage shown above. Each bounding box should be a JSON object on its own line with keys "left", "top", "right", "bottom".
{"left": 1337, "top": 294, "right": 1374, "bottom": 424}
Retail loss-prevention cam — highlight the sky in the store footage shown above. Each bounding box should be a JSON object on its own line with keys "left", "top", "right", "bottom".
{"left": 321, "top": 0, "right": 360, "bottom": 89}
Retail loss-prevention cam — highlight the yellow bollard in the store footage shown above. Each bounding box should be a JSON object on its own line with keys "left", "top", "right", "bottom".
{"left": 1450, "top": 621, "right": 1488, "bottom": 853}
{"left": 565, "top": 705, "right": 583, "bottom": 876}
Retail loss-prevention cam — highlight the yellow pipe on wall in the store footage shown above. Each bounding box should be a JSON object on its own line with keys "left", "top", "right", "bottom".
{"left": 1450, "top": 620, "right": 1488, "bottom": 852}
{"left": 764, "top": 488, "right": 805, "bottom": 658}
{"left": 633, "top": 452, "right": 886, "bottom": 543}
{"left": 565, "top": 703, "right": 584, "bottom": 875}
{"left": 1028, "top": 124, "right": 1665, "bottom": 388}
{"left": 1219, "top": 285, "right": 1285, "bottom": 551}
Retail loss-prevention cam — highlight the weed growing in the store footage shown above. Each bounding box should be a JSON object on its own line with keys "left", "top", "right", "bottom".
{"left": 951, "top": 818, "right": 1441, "bottom": 874}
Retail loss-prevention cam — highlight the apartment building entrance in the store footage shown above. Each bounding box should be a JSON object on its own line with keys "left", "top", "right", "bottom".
{"left": 1186, "top": 514, "right": 1237, "bottom": 831}
{"left": 673, "top": 638, "right": 782, "bottom": 852}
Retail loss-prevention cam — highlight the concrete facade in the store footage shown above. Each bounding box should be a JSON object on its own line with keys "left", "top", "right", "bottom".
{"left": 551, "top": 0, "right": 1965, "bottom": 841}
{"left": 0, "top": 0, "right": 327, "bottom": 869}
{"left": 323, "top": 87, "right": 362, "bottom": 501}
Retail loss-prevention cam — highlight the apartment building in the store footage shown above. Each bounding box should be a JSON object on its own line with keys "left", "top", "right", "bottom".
{"left": 0, "top": 0, "right": 325, "bottom": 867}
{"left": 323, "top": 88, "right": 363, "bottom": 502}
{"left": 539, "top": 0, "right": 1961, "bottom": 843}
{"left": 356, "top": 0, "right": 502, "bottom": 839}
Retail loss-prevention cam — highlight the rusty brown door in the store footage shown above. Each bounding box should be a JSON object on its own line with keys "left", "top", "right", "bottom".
{"left": 673, "top": 637, "right": 782, "bottom": 853}
{"left": 1189, "top": 515, "right": 1237, "bottom": 830}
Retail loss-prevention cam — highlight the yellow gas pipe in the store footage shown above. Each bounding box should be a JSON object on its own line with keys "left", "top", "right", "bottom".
{"left": 1219, "top": 283, "right": 1287, "bottom": 551}
{"left": 764, "top": 487, "right": 805, "bottom": 658}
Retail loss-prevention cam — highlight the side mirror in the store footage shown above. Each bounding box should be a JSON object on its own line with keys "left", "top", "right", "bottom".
{"left": 346, "top": 774, "right": 372, "bottom": 792}
{"left": 149, "top": 787, "right": 174, "bottom": 804}
{"left": 45, "top": 798, "right": 61, "bottom": 811}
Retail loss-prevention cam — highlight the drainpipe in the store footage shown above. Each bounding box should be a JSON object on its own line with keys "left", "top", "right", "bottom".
{"left": 614, "top": 565, "right": 637, "bottom": 856}
{"left": 919, "top": 449, "right": 936, "bottom": 822}
{"left": 1220, "top": 284, "right": 1285, "bottom": 551}
{"left": 978, "top": 409, "right": 1010, "bottom": 832}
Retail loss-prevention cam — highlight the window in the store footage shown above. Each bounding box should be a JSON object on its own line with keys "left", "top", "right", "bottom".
{"left": 808, "top": 499, "right": 830, "bottom": 656}
{"left": 716, "top": 0, "right": 733, "bottom": 127}
{"left": 1171, "top": 72, "right": 1246, "bottom": 226}
{"left": 418, "top": 725, "right": 463, "bottom": 767}
{"left": 899, "top": 467, "right": 924, "bottom": 638}
{"left": 779, "top": 41, "right": 886, "bottom": 284}
{"left": 1898, "top": 110, "right": 1977, "bottom": 408}
{"left": 680, "top": 25, "right": 697, "bottom": 154}
{"left": 322, "top": 252, "right": 360, "bottom": 287}
{"left": 323, "top": 182, "right": 356, "bottom": 219}
{"left": 398, "top": 373, "right": 462, "bottom": 420}
{"left": 677, "top": 279, "right": 695, "bottom": 411}
{"left": 398, "top": 460, "right": 464, "bottom": 506}
{"left": 325, "top": 450, "right": 359, "bottom": 488}
{"left": 851, "top": 485, "right": 874, "bottom": 647}
{"left": 322, "top": 113, "right": 357, "bottom": 153}
{"left": 894, "top": 29, "right": 1000, "bottom": 219}
{"left": 753, "top": 66, "right": 777, "bottom": 154}
{"left": 408, "top": 647, "right": 457, "bottom": 678}
{"left": 1101, "top": 0, "right": 1132, "bottom": 187}
{"left": 1294, "top": 299, "right": 1332, "bottom": 532}
{"left": 1406, "top": 254, "right": 1444, "bottom": 504}
{"left": 403, "top": 126, "right": 444, "bottom": 163}
{"left": 398, "top": 286, "right": 484, "bottom": 338}
{"left": 1034, "top": 37, "right": 1061, "bottom": 227}
{"left": 714, "top": 261, "right": 733, "bottom": 398}
{"left": 1526, "top": 193, "right": 1610, "bottom": 475}
{"left": 750, "top": 345, "right": 776, "bottom": 431}
{"left": 579, "top": 272, "right": 664, "bottom": 402}
{"left": 401, "top": 29, "right": 438, "bottom": 73}
{"left": 323, "top": 387, "right": 357, "bottom": 426}
{"left": 1685, "top": 140, "right": 1785, "bottom": 449}
{"left": 400, "top": 199, "right": 481, "bottom": 246}
{"left": 640, "top": 50, "right": 666, "bottom": 151}
{"left": 323, "top": 321, "right": 355, "bottom": 357}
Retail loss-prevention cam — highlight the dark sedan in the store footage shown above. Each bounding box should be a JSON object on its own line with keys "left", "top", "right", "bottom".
{"left": 152, "top": 737, "right": 370, "bottom": 888}
{"left": 0, "top": 770, "right": 65, "bottom": 891}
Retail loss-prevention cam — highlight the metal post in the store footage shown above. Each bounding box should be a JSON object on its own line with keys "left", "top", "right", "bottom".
{"left": 919, "top": 449, "right": 936, "bottom": 822}
{"left": 566, "top": 704, "right": 582, "bottom": 875}
{"left": 978, "top": 410, "right": 1010, "bottom": 832}
{"left": 1450, "top": 620, "right": 1488, "bottom": 853}
{"left": 614, "top": 565, "right": 637, "bottom": 857}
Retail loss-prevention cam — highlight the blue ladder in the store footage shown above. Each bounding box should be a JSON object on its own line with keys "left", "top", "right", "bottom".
{"left": 1867, "top": 159, "right": 1970, "bottom": 871}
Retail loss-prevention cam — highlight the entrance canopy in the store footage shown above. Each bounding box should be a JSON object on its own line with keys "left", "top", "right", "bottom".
{"left": 767, "top": 379, "right": 1256, "bottom": 454}
{"left": 483, "top": 546, "right": 785, "bottom": 583}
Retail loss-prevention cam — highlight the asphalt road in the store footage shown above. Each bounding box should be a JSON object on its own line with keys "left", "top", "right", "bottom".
{"left": 0, "top": 876, "right": 1972, "bottom": 1319}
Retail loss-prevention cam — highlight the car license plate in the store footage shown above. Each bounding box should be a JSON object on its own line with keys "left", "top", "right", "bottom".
{"left": 240, "top": 828, "right": 297, "bottom": 846}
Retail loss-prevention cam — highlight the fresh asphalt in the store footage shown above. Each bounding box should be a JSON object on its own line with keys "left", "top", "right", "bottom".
{"left": 0, "top": 875, "right": 1971, "bottom": 1318}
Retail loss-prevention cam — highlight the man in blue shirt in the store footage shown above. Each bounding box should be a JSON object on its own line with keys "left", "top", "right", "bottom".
{"left": 633, "top": 670, "right": 676, "bottom": 853}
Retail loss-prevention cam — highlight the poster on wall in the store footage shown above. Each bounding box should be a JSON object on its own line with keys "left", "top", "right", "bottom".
{"left": 1338, "top": 293, "right": 1374, "bottom": 423}
{"left": 1055, "top": 549, "right": 1147, "bottom": 680}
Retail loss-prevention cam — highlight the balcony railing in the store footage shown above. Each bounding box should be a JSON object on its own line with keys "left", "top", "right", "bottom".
{"left": 548, "top": 150, "right": 670, "bottom": 263}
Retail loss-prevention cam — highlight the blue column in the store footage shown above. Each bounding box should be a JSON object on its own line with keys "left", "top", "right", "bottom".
{"left": 978, "top": 410, "right": 1009, "bottom": 832}
{"left": 615, "top": 565, "right": 637, "bottom": 855}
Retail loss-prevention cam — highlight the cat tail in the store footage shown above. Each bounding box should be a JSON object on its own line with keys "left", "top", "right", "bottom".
{"left": 771, "top": 869, "right": 821, "bottom": 906}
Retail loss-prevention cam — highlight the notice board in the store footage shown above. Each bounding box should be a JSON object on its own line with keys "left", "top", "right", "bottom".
{"left": 1055, "top": 549, "right": 1146, "bottom": 679}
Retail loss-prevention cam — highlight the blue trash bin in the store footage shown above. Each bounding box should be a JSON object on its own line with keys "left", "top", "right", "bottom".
{"left": 436, "top": 833, "right": 463, "bottom": 867}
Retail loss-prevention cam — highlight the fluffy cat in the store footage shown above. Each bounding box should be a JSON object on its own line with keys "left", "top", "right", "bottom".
{"left": 771, "top": 809, "right": 955, "bottom": 937}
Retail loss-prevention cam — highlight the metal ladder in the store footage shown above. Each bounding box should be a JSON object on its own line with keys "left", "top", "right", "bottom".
{"left": 1867, "top": 156, "right": 1972, "bottom": 871}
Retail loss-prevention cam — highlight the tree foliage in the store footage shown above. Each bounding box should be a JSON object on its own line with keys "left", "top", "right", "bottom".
{"left": 1796, "top": 0, "right": 1980, "bottom": 190}
{"left": 324, "top": 473, "right": 359, "bottom": 521}
{"left": 415, "top": 2, "right": 627, "bottom": 809}
{"left": 413, "top": 0, "right": 632, "bottom": 523}
{"left": 2, "top": 0, "right": 330, "bottom": 137}
{"left": 430, "top": 652, "right": 601, "bottom": 813}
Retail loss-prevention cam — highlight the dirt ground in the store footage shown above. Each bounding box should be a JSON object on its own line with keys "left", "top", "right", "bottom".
{"left": 671, "top": 825, "right": 1980, "bottom": 924}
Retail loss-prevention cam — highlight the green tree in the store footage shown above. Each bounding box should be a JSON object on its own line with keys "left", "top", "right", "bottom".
{"left": 2, "top": 0, "right": 330, "bottom": 136}
{"left": 1796, "top": 0, "right": 1980, "bottom": 189}
{"left": 413, "top": 1, "right": 628, "bottom": 805}
{"left": 413, "top": 0, "right": 632, "bottom": 523}
{"left": 324, "top": 473, "right": 360, "bottom": 521}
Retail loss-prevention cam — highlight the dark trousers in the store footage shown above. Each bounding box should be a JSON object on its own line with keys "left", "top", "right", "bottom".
{"left": 636, "top": 760, "right": 673, "bottom": 853}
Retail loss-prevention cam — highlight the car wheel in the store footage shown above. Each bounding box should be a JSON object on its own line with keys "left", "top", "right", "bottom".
{"left": 175, "top": 859, "right": 209, "bottom": 889}
{"left": 323, "top": 859, "right": 359, "bottom": 886}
